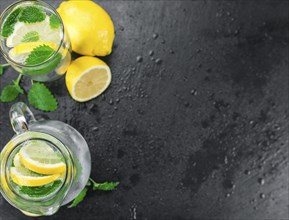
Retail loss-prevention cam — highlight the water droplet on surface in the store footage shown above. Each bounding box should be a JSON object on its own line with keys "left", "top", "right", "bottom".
{"left": 244, "top": 170, "right": 251, "bottom": 175}
{"left": 136, "top": 56, "right": 143, "bottom": 63}
{"left": 226, "top": 193, "right": 231, "bottom": 198}
{"left": 259, "top": 193, "right": 265, "bottom": 199}
{"left": 101, "top": 94, "right": 106, "bottom": 101}
{"left": 149, "top": 50, "right": 154, "bottom": 56}
{"left": 116, "top": 98, "right": 120, "bottom": 103}
{"left": 249, "top": 199, "right": 255, "bottom": 204}
{"left": 190, "top": 89, "right": 198, "bottom": 96}
{"left": 119, "top": 26, "right": 124, "bottom": 31}
{"left": 161, "top": 39, "right": 166, "bottom": 44}
{"left": 224, "top": 156, "right": 228, "bottom": 164}
{"left": 258, "top": 178, "right": 265, "bottom": 185}
{"left": 109, "top": 99, "right": 114, "bottom": 105}
{"left": 153, "top": 33, "right": 159, "bottom": 39}
{"left": 92, "top": 127, "right": 99, "bottom": 131}
{"left": 114, "top": 106, "right": 118, "bottom": 111}
{"left": 155, "top": 58, "right": 162, "bottom": 65}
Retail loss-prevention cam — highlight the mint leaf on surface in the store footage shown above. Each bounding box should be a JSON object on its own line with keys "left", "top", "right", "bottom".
{"left": 28, "top": 83, "right": 58, "bottom": 112}
{"left": 49, "top": 14, "right": 61, "bottom": 29}
{"left": 12, "top": 80, "right": 24, "bottom": 94}
{"left": 68, "top": 187, "right": 88, "bottom": 208}
{"left": 21, "top": 31, "right": 40, "bottom": 43}
{"left": 25, "top": 45, "right": 55, "bottom": 65}
{"left": 1, "top": 7, "right": 23, "bottom": 37}
{"left": 90, "top": 178, "right": 119, "bottom": 191}
{"left": 0, "top": 85, "right": 20, "bottom": 102}
{"left": 18, "top": 6, "right": 46, "bottom": 23}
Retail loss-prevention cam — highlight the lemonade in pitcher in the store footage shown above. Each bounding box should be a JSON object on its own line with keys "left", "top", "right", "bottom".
{"left": 0, "top": 102, "right": 91, "bottom": 216}
{"left": 0, "top": 0, "right": 71, "bottom": 82}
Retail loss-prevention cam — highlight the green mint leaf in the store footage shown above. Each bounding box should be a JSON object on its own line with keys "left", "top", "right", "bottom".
{"left": 1, "top": 7, "right": 23, "bottom": 37}
{"left": 68, "top": 187, "right": 88, "bottom": 208}
{"left": 0, "top": 85, "right": 20, "bottom": 102}
{"left": 12, "top": 80, "right": 24, "bottom": 94}
{"left": 23, "top": 45, "right": 62, "bottom": 75}
{"left": 90, "top": 178, "right": 119, "bottom": 191}
{"left": 26, "top": 45, "right": 55, "bottom": 65}
{"left": 23, "top": 53, "right": 62, "bottom": 75}
{"left": 19, "top": 180, "right": 62, "bottom": 198}
{"left": 21, "top": 31, "right": 39, "bottom": 43}
{"left": 49, "top": 14, "right": 61, "bottom": 29}
{"left": 18, "top": 6, "right": 46, "bottom": 23}
{"left": 28, "top": 83, "right": 58, "bottom": 112}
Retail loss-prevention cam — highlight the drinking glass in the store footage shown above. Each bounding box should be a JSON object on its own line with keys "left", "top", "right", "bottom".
{"left": 0, "top": 0, "right": 71, "bottom": 82}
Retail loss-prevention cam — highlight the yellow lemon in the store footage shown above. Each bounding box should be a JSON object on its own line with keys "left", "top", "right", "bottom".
{"left": 66, "top": 56, "right": 111, "bottom": 102}
{"left": 57, "top": 1, "right": 114, "bottom": 56}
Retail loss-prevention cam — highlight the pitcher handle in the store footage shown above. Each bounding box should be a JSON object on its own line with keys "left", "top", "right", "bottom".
{"left": 9, "top": 102, "right": 36, "bottom": 135}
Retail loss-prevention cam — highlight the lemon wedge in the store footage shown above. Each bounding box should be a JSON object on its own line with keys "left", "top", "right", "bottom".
{"left": 19, "top": 140, "right": 66, "bottom": 175}
{"left": 66, "top": 56, "right": 112, "bottom": 102}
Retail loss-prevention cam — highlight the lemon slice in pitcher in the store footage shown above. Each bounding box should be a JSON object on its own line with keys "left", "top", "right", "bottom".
{"left": 10, "top": 167, "right": 60, "bottom": 187}
{"left": 19, "top": 140, "right": 66, "bottom": 175}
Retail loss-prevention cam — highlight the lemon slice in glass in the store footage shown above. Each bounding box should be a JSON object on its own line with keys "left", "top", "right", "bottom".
{"left": 19, "top": 140, "right": 66, "bottom": 175}
{"left": 66, "top": 56, "right": 112, "bottom": 102}
{"left": 8, "top": 41, "right": 58, "bottom": 64}
{"left": 6, "top": 17, "right": 62, "bottom": 48}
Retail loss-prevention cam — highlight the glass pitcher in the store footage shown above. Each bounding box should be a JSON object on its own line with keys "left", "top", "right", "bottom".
{"left": 0, "top": 102, "right": 91, "bottom": 216}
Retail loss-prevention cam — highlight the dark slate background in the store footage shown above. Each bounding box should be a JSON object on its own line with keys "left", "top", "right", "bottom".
{"left": 0, "top": 0, "right": 288, "bottom": 219}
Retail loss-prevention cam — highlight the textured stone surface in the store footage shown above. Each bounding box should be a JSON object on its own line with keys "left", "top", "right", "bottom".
{"left": 0, "top": 0, "right": 288, "bottom": 219}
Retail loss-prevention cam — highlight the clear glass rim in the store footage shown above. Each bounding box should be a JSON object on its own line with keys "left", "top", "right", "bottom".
{"left": 0, "top": 0, "right": 65, "bottom": 68}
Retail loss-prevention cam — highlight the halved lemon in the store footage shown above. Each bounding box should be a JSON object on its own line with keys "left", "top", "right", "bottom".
{"left": 10, "top": 167, "right": 60, "bottom": 187}
{"left": 19, "top": 140, "right": 66, "bottom": 175}
{"left": 66, "top": 56, "right": 112, "bottom": 102}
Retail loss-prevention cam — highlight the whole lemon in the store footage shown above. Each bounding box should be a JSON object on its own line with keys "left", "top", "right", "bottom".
{"left": 57, "top": 0, "right": 114, "bottom": 56}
